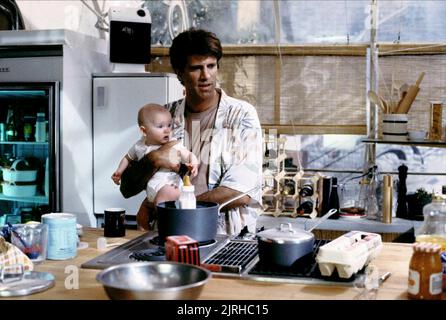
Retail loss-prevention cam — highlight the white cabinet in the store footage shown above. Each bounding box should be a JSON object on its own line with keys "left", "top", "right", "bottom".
{"left": 92, "top": 73, "right": 184, "bottom": 218}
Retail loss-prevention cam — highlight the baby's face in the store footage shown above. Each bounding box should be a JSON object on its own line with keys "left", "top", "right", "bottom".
{"left": 143, "top": 111, "right": 172, "bottom": 145}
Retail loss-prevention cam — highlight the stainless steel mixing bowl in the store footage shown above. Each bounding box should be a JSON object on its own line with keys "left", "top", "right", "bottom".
{"left": 96, "top": 261, "right": 211, "bottom": 300}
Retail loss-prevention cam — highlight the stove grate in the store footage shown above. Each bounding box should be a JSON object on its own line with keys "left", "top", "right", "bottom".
{"left": 203, "top": 240, "right": 258, "bottom": 273}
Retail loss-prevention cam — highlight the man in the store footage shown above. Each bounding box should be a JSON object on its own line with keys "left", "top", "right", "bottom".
{"left": 120, "top": 28, "right": 263, "bottom": 235}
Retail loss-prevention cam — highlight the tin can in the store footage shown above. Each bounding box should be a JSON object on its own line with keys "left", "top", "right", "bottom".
{"left": 41, "top": 213, "right": 77, "bottom": 260}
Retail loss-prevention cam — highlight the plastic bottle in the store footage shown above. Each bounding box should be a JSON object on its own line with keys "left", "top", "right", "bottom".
{"left": 178, "top": 175, "right": 196, "bottom": 209}
{"left": 415, "top": 193, "right": 446, "bottom": 290}
{"left": 35, "top": 112, "right": 46, "bottom": 142}
{"left": 407, "top": 243, "right": 443, "bottom": 300}
{"left": 23, "top": 122, "right": 32, "bottom": 141}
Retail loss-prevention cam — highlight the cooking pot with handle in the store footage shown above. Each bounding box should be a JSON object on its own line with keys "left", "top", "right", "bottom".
{"left": 157, "top": 186, "right": 259, "bottom": 243}
{"left": 257, "top": 209, "right": 338, "bottom": 267}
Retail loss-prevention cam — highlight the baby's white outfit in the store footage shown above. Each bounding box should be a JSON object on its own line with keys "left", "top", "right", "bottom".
{"left": 127, "top": 137, "right": 185, "bottom": 201}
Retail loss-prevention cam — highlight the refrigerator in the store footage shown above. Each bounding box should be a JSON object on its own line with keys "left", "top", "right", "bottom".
{"left": 92, "top": 73, "right": 184, "bottom": 219}
{"left": 0, "top": 82, "right": 58, "bottom": 225}
{"left": 0, "top": 29, "right": 109, "bottom": 227}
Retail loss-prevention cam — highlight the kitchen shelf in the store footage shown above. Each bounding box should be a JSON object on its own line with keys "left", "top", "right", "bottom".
{"left": 362, "top": 138, "right": 446, "bottom": 148}
{"left": 0, "top": 193, "right": 48, "bottom": 204}
{"left": 0, "top": 141, "right": 48, "bottom": 146}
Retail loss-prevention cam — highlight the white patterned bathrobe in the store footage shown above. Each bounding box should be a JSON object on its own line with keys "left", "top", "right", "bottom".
{"left": 167, "top": 89, "right": 263, "bottom": 235}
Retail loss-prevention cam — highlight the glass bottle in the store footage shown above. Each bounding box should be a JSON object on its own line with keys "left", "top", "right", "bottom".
{"left": 35, "top": 112, "right": 46, "bottom": 142}
{"left": 23, "top": 121, "right": 33, "bottom": 142}
{"left": 408, "top": 243, "right": 443, "bottom": 300}
{"left": 282, "top": 181, "right": 295, "bottom": 196}
{"left": 5, "top": 106, "right": 16, "bottom": 141}
{"left": 296, "top": 200, "right": 313, "bottom": 215}
{"left": 299, "top": 183, "right": 314, "bottom": 197}
{"left": 365, "top": 166, "right": 380, "bottom": 220}
{"left": 416, "top": 194, "right": 446, "bottom": 249}
{"left": 415, "top": 193, "right": 446, "bottom": 290}
{"left": 327, "top": 177, "right": 340, "bottom": 219}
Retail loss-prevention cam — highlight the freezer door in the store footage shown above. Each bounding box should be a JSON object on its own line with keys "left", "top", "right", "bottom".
{"left": 93, "top": 75, "right": 183, "bottom": 217}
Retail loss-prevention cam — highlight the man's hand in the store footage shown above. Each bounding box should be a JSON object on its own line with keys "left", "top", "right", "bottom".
{"left": 187, "top": 163, "right": 199, "bottom": 177}
{"left": 149, "top": 140, "right": 182, "bottom": 172}
{"left": 136, "top": 198, "right": 155, "bottom": 231}
{"left": 111, "top": 171, "right": 122, "bottom": 185}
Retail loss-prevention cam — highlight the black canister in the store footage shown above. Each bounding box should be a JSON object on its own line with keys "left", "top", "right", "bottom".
{"left": 327, "top": 177, "right": 340, "bottom": 219}
{"left": 104, "top": 208, "right": 126, "bottom": 237}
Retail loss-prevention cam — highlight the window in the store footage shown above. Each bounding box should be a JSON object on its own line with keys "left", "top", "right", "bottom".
{"left": 145, "top": 0, "right": 446, "bottom": 194}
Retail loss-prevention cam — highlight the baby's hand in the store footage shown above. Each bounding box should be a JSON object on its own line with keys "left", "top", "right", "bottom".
{"left": 187, "top": 163, "right": 199, "bottom": 178}
{"left": 111, "top": 171, "right": 121, "bottom": 185}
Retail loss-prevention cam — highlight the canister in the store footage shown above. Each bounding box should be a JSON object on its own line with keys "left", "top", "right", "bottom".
{"left": 429, "top": 101, "right": 443, "bottom": 141}
{"left": 41, "top": 213, "right": 77, "bottom": 260}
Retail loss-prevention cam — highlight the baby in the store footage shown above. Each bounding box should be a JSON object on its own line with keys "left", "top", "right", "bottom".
{"left": 112, "top": 103, "right": 198, "bottom": 206}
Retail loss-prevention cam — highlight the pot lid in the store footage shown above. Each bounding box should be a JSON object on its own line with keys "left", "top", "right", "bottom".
{"left": 0, "top": 269, "right": 55, "bottom": 297}
{"left": 256, "top": 223, "right": 314, "bottom": 244}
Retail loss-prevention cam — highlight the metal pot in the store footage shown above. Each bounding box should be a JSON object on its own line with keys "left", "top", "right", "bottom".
{"left": 257, "top": 209, "right": 337, "bottom": 267}
{"left": 156, "top": 186, "right": 259, "bottom": 243}
{"left": 157, "top": 201, "right": 219, "bottom": 243}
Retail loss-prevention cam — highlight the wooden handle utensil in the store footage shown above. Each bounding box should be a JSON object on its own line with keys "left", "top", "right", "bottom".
{"left": 368, "top": 90, "right": 386, "bottom": 113}
{"left": 395, "top": 72, "right": 425, "bottom": 114}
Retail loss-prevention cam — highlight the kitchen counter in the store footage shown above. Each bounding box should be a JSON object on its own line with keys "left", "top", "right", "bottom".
{"left": 6, "top": 228, "right": 444, "bottom": 300}
{"left": 258, "top": 215, "right": 420, "bottom": 242}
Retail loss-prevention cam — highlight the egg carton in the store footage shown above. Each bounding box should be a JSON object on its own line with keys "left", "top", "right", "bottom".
{"left": 315, "top": 231, "right": 382, "bottom": 279}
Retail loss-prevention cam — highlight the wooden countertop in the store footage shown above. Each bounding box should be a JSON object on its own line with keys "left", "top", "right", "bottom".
{"left": 6, "top": 228, "right": 445, "bottom": 300}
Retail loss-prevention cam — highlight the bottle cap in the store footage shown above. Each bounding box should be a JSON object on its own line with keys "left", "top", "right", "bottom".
{"left": 182, "top": 185, "right": 194, "bottom": 192}
{"left": 183, "top": 175, "right": 192, "bottom": 186}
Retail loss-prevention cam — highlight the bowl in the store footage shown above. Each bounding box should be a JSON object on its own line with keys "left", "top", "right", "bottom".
{"left": 408, "top": 130, "right": 427, "bottom": 141}
{"left": 96, "top": 261, "right": 211, "bottom": 300}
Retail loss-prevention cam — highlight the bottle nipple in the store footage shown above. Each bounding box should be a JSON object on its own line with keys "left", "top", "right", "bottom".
{"left": 183, "top": 175, "right": 192, "bottom": 186}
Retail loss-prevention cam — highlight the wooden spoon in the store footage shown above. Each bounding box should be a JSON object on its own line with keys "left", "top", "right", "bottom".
{"left": 380, "top": 97, "right": 389, "bottom": 114}
{"left": 368, "top": 90, "right": 386, "bottom": 113}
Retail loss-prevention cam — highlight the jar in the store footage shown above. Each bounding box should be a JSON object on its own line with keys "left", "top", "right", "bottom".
{"left": 408, "top": 243, "right": 443, "bottom": 300}
{"left": 339, "top": 180, "right": 366, "bottom": 217}
{"left": 11, "top": 223, "right": 48, "bottom": 263}
{"left": 429, "top": 101, "right": 442, "bottom": 141}
{"left": 415, "top": 193, "right": 446, "bottom": 290}
{"left": 41, "top": 213, "right": 77, "bottom": 260}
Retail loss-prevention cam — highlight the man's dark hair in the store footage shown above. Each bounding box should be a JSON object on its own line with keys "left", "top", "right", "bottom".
{"left": 169, "top": 28, "right": 222, "bottom": 72}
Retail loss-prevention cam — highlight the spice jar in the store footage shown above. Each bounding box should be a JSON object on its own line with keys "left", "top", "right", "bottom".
{"left": 407, "top": 243, "right": 443, "bottom": 300}
{"left": 429, "top": 101, "right": 442, "bottom": 141}
{"left": 416, "top": 193, "right": 446, "bottom": 290}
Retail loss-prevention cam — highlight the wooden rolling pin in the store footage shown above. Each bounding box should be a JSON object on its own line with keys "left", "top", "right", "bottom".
{"left": 395, "top": 72, "right": 425, "bottom": 114}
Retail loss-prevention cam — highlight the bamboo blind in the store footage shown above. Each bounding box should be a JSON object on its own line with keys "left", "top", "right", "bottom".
{"left": 147, "top": 44, "right": 446, "bottom": 135}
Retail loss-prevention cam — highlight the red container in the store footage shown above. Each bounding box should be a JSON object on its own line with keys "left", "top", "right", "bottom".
{"left": 165, "top": 235, "right": 200, "bottom": 266}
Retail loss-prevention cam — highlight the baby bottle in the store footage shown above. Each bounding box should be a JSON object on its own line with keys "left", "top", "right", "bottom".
{"left": 178, "top": 175, "right": 196, "bottom": 209}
